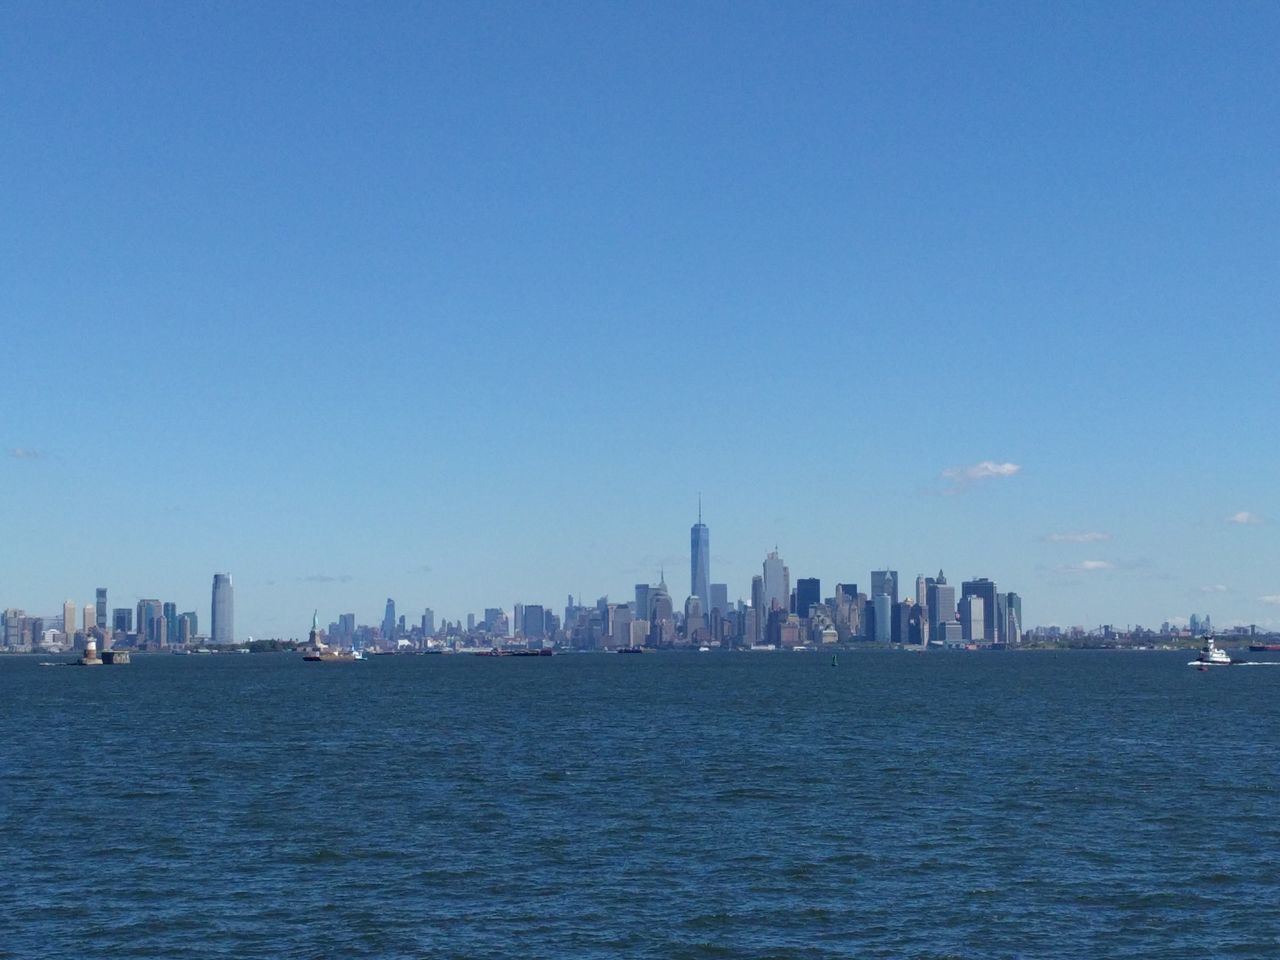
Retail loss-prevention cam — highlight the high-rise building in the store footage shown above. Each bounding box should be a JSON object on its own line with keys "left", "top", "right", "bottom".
{"left": 873, "top": 593, "right": 892, "bottom": 642}
{"left": 959, "top": 594, "right": 985, "bottom": 642}
{"left": 750, "top": 575, "right": 765, "bottom": 643}
{"left": 871, "top": 570, "right": 899, "bottom": 608}
{"left": 795, "top": 578, "right": 821, "bottom": 619}
{"left": 1005, "top": 592, "right": 1022, "bottom": 643}
{"left": 211, "top": 573, "right": 234, "bottom": 644}
{"left": 83, "top": 604, "right": 94, "bottom": 634}
{"left": 178, "top": 611, "right": 197, "bottom": 645}
{"left": 961, "top": 578, "right": 998, "bottom": 642}
{"left": 915, "top": 575, "right": 928, "bottom": 608}
{"left": 138, "top": 599, "right": 163, "bottom": 645}
{"left": 634, "top": 584, "right": 651, "bottom": 628}
{"left": 926, "top": 570, "right": 956, "bottom": 639}
{"left": 62, "top": 600, "right": 77, "bottom": 638}
{"left": 522, "top": 604, "right": 545, "bottom": 639}
{"left": 422, "top": 608, "right": 435, "bottom": 635}
{"left": 690, "top": 499, "right": 710, "bottom": 614}
{"left": 95, "top": 588, "right": 108, "bottom": 629}
{"left": 709, "top": 583, "right": 728, "bottom": 617}
{"left": 763, "top": 550, "right": 787, "bottom": 613}
{"left": 381, "top": 598, "right": 396, "bottom": 642}
{"left": 112, "top": 608, "right": 133, "bottom": 633}
{"left": 163, "top": 602, "right": 178, "bottom": 647}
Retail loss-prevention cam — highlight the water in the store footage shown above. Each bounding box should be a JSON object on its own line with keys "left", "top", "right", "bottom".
{"left": 3, "top": 649, "right": 1279, "bottom": 959}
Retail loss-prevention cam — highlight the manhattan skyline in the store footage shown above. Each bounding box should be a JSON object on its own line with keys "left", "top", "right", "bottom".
{"left": 3, "top": 3, "right": 1277, "bottom": 634}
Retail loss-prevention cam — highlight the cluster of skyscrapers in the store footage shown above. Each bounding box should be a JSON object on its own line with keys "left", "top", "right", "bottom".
{"left": 1, "top": 574, "right": 234, "bottom": 653}
{"left": 358, "top": 508, "right": 1027, "bottom": 652}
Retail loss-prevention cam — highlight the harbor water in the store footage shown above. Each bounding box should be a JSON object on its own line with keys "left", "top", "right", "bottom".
{"left": 3, "top": 649, "right": 1278, "bottom": 959}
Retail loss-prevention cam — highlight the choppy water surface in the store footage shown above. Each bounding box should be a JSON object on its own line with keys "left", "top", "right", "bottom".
{"left": 4, "top": 649, "right": 1279, "bottom": 959}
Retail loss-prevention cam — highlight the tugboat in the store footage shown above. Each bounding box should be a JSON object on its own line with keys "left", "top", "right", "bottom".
{"left": 1189, "top": 635, "right": 1234, "bottom": 668}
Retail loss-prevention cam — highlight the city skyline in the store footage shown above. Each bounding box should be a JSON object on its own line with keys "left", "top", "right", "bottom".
{"left": 3, "top": 4, "right": 1277, "bottom": 634}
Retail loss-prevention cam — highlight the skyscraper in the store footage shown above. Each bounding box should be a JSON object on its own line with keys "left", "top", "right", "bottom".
{"left": 795, "top": 578, "right": 821, "bottom": 619}
{"left": 211, "top": 573, "right": 234, "bottom": 644}
{"left": 763, "top": 550, "right": 787, "bottom": 613}
{"left": 95, "top": 588, "right": 107, "bottom": 629}
{"left": 62, "top": 600, "right": 76, "bottom": 638}
{"left": 690, "top": 498, "right": 710, "bottom": 611}
{"left": 139, "top": 598, "right": 164, "bottom": 645}
{"left": 871, "top": 570, "right": 899, "bottom": 608}
{"left": 709, "top": 583, "right": 728, "bottom": 617}
{"left": 961, "top": 578, "right": 998, "bottom": 642}
{"left": 382, "top": 598, "right": 396, "bottom": 642}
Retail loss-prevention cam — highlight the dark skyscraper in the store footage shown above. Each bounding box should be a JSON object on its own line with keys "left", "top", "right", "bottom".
{"left": 382, "top": 598, "right": 396, "bottom": 641}
{"left": 95, "top": 588, "right": 107, "bottom": 629}
{"left": 871, "top": 570, "right": 899, "bottom": 608}
{"left": 112, "top": 608, "right": 132, "bottom": 633}
{"left": 795, "top": 578, "right": 821, "bottom": 619}
{"left": 961, "top": 578, "right": 998, "bottom": 642}
{"left": 211, "top": 573, "right": 234, "bottom": 644}
{"left": 690, "top": 497, "right": 710, "bottom": 610}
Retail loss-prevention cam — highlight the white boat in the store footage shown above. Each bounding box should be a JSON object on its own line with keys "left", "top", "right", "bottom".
{"left": 1189, "top": 636, "right": 1233, "bottom": 667}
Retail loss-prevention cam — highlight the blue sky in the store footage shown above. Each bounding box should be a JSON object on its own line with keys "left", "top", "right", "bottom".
{"left": 3, "top": 1, "right": 1277, "bottom": 636}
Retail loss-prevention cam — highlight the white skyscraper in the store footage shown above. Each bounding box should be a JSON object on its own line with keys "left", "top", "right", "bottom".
{"left": 211, "top": 573, "right": 234, "bottom": 644}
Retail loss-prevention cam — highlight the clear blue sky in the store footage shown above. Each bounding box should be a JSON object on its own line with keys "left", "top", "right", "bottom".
{"left": 3, "top": 1, "right": 1277, "bottom": 636}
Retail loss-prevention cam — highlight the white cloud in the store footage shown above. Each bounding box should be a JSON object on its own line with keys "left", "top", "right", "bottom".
{"left": 941, "top": 461, "right": 1021, "bottom": 491}
{"left": 1228, "top": 512, "right": 1265, "bottom": 525}
{"left": 1044, "top": 531, "right": 1111, "bottom": 543}
{"left": 1200, "top": 584, "right": 1230, "bottom": 594}
{"left": 1057, "top": 560, "right": 1116, "bottom": 573}
{"left": 9, "top": 448, "right": 45, "bottom": 459}
{"left": 1261, "top": 595, "right": 1280, "bottom": 606}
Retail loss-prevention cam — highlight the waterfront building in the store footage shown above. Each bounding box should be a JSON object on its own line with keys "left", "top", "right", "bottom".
{"left": 95, "top": 588, "right": 107, "bottom": 629}
{"left": 422, "top": 608, "right": 434, "bottom": 635}
{"left": 961, "top": 578, "right": 998, "bottom": 642}
{"left": 926, "top": 573, "right": 956, "bottom": 640}
{"left": 873, "top": 593, "right": 892, "bottom": 642}
{"left": 163, "top": 602, "right": 178, "bottom": 646}
{"left": 178, "top": 611, "right": 197, "bottom": 645}
{"left": 634, "top": 584, "right": 651, "bottom": 628}
{"left": 62, "top": 600, "right": 76, "bottom": 639}
{"left": 82, "top": 604, "right": 94, "bottom": 635}
{"left": 138, "top": 599, "right": 163, "bottom": 645}
{"left": 112, "top": 607, "right": 132, "bottom": 633}
{"left": 690, "top": 500, "right": 710, "bottom": 621}
{"left": 915, "top": 575, "right": 928, "bottom": 608}
{"left": 959, "top": 595, "right": 985, "bottom": 642}
{"left": 211, "top": 573, "right": 234, "bottom": 644}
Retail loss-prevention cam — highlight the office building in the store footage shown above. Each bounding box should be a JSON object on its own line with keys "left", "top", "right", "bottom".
{"left": 138, "top": 599, "right": 163, "bottom": 645}
{"left": 381, "top": 598, "right": 396, "bottom": 642}
{"left": 871, "top": 570, "right": 899, "bottom": 608}
{"left": 763, "top": 550, "right": 788, "bottom": 614}
{"left": 690, "top": 500, "right": 710, "bottom": 616}
{"left": 95, "top": 588, "right": 108, "bottom": 629}
{"left": 961, "top": 578, "right": 998, "bottom": 642}
{"left": 422, "top": 608, "right": 434, "bottom": 635}
{"left": 795, "top": 578, "right": 821, "bottom": 620}
{"left": 959, "top": 595, "right": 985, "bottom": 642}
{"left": 709, "top": 583, "right": 728, "bottom": 617}
{"left": 211, "top": 573, "right": 234, "bottom": 644}
{"left": 62, "top": 600, "right": 77, "bottom": 638}
{"left": 113, "top": 608, "right": 133, "bottom": 633}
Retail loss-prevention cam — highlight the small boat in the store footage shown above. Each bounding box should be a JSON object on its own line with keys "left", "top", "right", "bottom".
{"left": 1248, "top": 643, "right": 1280, "bottom": 652}
{"left": 1189, "top": 636, "right": 1233, "bottom": 667}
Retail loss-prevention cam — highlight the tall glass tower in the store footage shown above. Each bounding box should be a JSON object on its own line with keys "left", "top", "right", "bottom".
{"left": 211, "top": 573, "right": 234, "bottom": 644}
{"left": 690, "top": 497, "right": 710, "bottom": 610}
